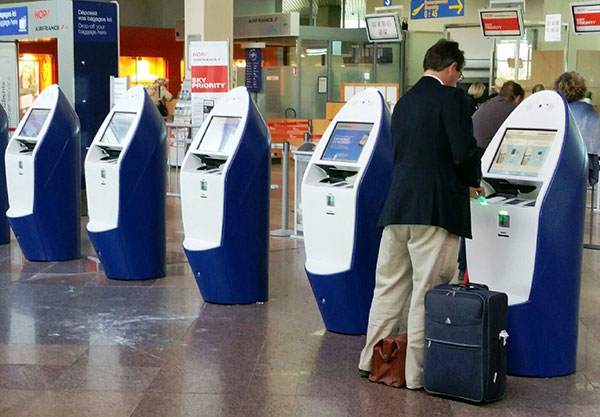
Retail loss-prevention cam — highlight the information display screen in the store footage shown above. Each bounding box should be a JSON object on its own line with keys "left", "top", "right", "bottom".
{"left": 479, "top": 9, "right": 523, "bottom": 37}
{"left": 19, "top": 109, "right": 51, "bottom": 138}
{"left": 197, "top": 116, "right": 241, "bottom": 154}
{"left": 321, "top": 122, "right": 373, "bottom": 163}
{"left": 489, "top": 129, "right": 557, "bottom": 177}
{"left": 572, "top": 3, "right": 600, "bottom": 34}
{"left": 365, "top": 13, "right": 402, "bottom": 42}
{"left": 99, "top": 112, "right": 137, "bottom": 145}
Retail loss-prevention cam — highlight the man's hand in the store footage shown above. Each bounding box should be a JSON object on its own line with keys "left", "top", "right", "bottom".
{"left": 469, "top": 186, "right": 485, "bottom": 199}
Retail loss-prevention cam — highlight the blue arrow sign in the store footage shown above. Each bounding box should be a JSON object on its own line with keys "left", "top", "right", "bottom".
{"left": 383, "top": 0, "right": 392, "bottom": 6}
{"left": 411, "top": 0, "right": 464, "bottom": 19}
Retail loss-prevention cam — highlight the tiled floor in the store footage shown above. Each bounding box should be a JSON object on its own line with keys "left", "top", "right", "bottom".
{"left": 0, "top": 163, "right": 599, "bottom": 416}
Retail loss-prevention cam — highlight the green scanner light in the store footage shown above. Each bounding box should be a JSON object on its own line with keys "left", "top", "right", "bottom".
{"left": 478, "top": 196, "right": 488, "bottom": 206}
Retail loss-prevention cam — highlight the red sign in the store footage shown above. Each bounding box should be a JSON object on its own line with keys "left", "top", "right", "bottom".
{"left": 191, "top": 66, "right": 228, "bottom": 93}
{"left": 572, "top": 4, "right": 600, "bottom": 34}
{"left": 480, "top": 9, "right": 522, "bottom": 37}
{"left": 34, "top": 9, "right": 50, "bottom": 20}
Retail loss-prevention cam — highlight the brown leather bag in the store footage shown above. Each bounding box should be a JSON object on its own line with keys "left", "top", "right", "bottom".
{"left": 368, "top": 334, "right": 407, "bottom": 388}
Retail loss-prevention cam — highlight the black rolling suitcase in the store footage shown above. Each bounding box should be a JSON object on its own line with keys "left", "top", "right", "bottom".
{"left": 423, "top": 283, "right": 509, "bottom": 403}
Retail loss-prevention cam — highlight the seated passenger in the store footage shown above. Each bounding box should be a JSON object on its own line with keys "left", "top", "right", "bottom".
{"left": 555, "top": 72, "right": 600, "bottom": 186}
{"left": 472, "top": 81, "right": 525, "bottom": 149}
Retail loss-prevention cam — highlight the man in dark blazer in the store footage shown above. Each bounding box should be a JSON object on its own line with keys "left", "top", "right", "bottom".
{"left": 358, "top": 39, "right": 483, "bottom": 389}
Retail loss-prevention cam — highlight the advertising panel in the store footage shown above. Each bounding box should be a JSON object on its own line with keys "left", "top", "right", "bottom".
{"left": 479, "top": 8, "right": 523, "bottom": 38}
{"left": 571, "top": 2, "right": 600, "bottom": 34}
{"left": 190, "top": 41, "right": 229, "bottom": 126}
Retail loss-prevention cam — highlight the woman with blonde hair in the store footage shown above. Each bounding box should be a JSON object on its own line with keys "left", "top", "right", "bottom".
{"left": 466, "top": 82, "right": 486, "bottom": 115}
{"left": 555, "top": 71, "right": 600, "bottom": 185}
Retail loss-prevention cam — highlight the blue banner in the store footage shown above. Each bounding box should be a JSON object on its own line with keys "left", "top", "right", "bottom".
{"left": 245, "top": 48, "right": 262, "bottom": 93}
{"left": 0, "top": 7, "right": 28, "bottom": 36}
{"left": 73, "top": 1, "right": 118, "bottom": 43}
{"left": 411, "top": 0, "right": 464, "bottom": 20}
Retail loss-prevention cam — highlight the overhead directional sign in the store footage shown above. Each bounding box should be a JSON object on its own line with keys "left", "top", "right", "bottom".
{"left": 411, "top": 0, "right": 464, "bottom": 19}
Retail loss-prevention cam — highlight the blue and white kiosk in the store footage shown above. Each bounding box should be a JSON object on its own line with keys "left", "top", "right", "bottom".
{"left": 85, "top": 86, "right": 166, "bottom": 280}
{"left": 0, "top": 105, "right": 10, "bottom": 245}
{"left": 181, "top": 87, "right": 270, "bottom": 304}
{"left": 5, "top": 85, "right": 80, "bottom": 261}
{"left": 302, "top": 89, "right": 393, "bottom": 335}
{"left": 467, "top": 90, "right": 587, "bottom": 377}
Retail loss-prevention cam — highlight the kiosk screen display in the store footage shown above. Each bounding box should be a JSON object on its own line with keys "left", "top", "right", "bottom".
{"left": 197, "top": 116, "right": 241, "bottom": 154}
{"left": 321, "top": 122, "right": 373, "bottom": 163}
{"left": 19, "top": 109, "right": 51, "bottom": 138}
{"left": 99, "top": 112, "right": 136, "bottom": 145}
{"left": 489, "top": 129, "right": 557, "bottom": 177}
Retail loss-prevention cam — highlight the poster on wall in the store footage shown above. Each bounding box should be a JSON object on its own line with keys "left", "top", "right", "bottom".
{"left": 0, "top": 42, "right": 20, "bottom": 129}
{"left": 190, "top": 41, "right": 229, "bottom": 126}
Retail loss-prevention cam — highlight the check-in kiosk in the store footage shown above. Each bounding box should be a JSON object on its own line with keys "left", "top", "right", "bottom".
{"left": 302, "top": 89, "right": 393, "bottom": 335}
{"left": 85, "top": 86, "right": 166, "bottom": 280}
{"left": 0, "top": 106, "right": 10, "bottom": 245}
{"left": 467, "top": 91, "right": 587, "bottom": 377}
{"left": 5, "top": 85, "right": 80, "bottom": 261}
{"left": 181, "top": 87, "right": 270, "bottom": 304}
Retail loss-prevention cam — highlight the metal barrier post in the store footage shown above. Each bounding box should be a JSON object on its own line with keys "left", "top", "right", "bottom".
{"left": 585, "top": 184, "right": 600, "bottom": 250}
{"left": 165, "top": 122, "right": 202, "bottom": 198}
{"left": 271, "top": 141, "right": 294, "bottom": 237}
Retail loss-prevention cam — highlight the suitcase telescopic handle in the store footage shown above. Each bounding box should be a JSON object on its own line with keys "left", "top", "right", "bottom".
{"left": 499, "top": 330, "right": 509, "bottom": 346}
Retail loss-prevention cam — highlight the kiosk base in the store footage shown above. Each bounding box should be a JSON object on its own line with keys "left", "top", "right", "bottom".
{"left": 506, "top": 302, "right": 577, "bottom": 377}
{"left": 185, "top": 246, "right": 268, "bottom": 305}
{"left": 306, "top": 268, "right": 374, "bottom": 335}
{"left": 9, "top": 214, "right": 80, "bottom": 261}
{"left": 88, "top": 228, "right": 165, "bottom": 280}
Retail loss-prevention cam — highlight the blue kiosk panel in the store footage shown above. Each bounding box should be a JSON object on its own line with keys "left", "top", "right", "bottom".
{"left": 5, "top": 85, "right": 81, "bottom": 261}
{"left": 0, "top": 105, "right": 10, "bottom": 244}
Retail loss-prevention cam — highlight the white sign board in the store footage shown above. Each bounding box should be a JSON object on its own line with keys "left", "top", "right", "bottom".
{"left": 110, "top": 76, "right": 130, "bottom": 108}
{"left": 545, "top": 14, "right": 562, "bottom": 42}
{"left": 234, "top": 13, "right": 299, "bottom": 38}
{"left": 0, "top": 42, "right": 19, "bottom": 129}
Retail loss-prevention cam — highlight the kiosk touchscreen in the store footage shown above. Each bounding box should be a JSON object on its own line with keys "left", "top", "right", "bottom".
{"left": 467, "top": 91, "right": 587, "bottom": 377}
{"left": 5, "top": 85, "right": 81, "bottom": 261}
{"left": 302, "top": 89, "right": 393, "bottom": 335}
{"left": 85, "top": 86, "right": 166, "bottom": 280}
{"left": 181, "top": 87, "right": 270, "bottom": 304}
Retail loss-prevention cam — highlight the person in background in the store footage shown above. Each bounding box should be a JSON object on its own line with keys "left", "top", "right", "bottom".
{"left": 555, "top": 72, "right": 600, "bottom": 186}
{"left": 147, "top": 78, "right": 173, "bottom": 117}
{"left": 457, "top": 80, "right": 525, "bottom": 279}
{"left": 467, "top": 82, "right": 486, "bottom": 115}
{"left": 358, "top": 39, "right": 483, "bottom": 389}
{"left": 532, "top": 84, "right": 545, "bottom": 94}
{"left": 472, "top": 81, "right": 525, "bottom": 149}
{"left": 487, "top": 77, "right": 506, "bottom": 101}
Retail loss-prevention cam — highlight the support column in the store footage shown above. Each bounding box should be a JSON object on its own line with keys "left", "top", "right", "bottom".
{"left": 184, "top": 0, "right": 234, "bottom": 85}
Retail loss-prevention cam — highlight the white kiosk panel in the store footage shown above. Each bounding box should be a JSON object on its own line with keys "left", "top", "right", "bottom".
{"left": 469, "top": 91, "right": 566, "bottom": 305}
{"left": 303, "top": 91, "right": 381, "bottom": 275}
{"left": 6, "top": 86, "right": 59, "bottom": 218}
{"left": 86, "top": 88, "right": 144, "bottom": 232}
{"left": 181, "top": 89, "right": 249, "bottom": 251}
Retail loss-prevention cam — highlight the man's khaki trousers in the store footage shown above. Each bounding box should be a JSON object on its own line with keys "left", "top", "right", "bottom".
{"left": 358, "top": 224, "right": 459, "bottom": 389}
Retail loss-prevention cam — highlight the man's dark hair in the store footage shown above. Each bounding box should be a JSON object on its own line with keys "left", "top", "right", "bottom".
{"left": 423, "top": 39, "right": 465, "bottom": 72}
{"left": 499, "top": 81, "right": 525, "bottom": 102}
